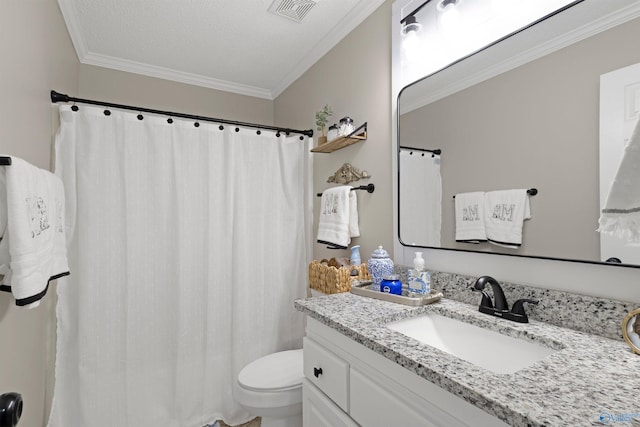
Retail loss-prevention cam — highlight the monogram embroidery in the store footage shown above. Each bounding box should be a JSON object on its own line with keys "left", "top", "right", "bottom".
{"left": 26, "top": 196, "right": 50, "bottom": 238}
{"left": 462, "top": 204, "right": 480, "bottom": 221}
{"left": 492, "top": 204, "right": 515, "bottom": 222}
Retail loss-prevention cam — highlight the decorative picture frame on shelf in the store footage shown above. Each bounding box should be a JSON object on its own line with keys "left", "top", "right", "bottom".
{"left": 622, "top": 307, "right": 640, "bottom": 355}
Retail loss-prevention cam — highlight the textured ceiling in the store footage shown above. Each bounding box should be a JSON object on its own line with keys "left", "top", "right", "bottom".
{"left": 58, "top": 0, "right": 386, "bottom": 99}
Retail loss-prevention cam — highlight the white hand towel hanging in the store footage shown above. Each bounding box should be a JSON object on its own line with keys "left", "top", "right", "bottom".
{"left": 454, "top": 192, "right": 487, "bottom": 243}
{"left": 317, "top": 185, "right": 359, "bottom": 249}
{"left": 484, "top": 189, "right": 531, "bottom": 248}
{"left": 598, "top": 116, "right": 640, "bottom": 243}
{"left": 0, "top": 156, "right": 69, "bottom": 307}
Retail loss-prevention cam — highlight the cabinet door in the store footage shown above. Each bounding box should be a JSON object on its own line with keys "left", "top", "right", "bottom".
{"left": 303, "top": 379, "right": 358, "bottom": 427}
{"left": 350, "top": 368, "right": 467, "bottom": 427}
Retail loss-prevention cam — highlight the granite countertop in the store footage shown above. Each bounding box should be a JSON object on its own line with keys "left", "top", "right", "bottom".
{"left": 295, "top": 292, "right": 640, "bottom": 427}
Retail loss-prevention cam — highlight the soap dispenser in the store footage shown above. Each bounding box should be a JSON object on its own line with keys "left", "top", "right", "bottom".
{"left": 367, "top": 245, "right": 394, "bottom": 292}
{"left": 408, "top": 252, "right": 430, "bottom": 296}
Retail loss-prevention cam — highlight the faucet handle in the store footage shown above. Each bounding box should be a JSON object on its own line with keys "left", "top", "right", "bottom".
{"left": 511, "top": 299, "right": 538, "bottom": 316}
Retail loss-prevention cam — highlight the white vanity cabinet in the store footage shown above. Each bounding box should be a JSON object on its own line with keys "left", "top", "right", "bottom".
{"left": 302, "top": 317, "right": 508, "bottom": 427}
{"left": 302, "top": 379, "right": 358, "bottom": 427}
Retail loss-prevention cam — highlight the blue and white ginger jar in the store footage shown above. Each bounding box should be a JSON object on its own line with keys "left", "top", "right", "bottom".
{"left": 367, "top": 245, "right": 394, "bottom": 292}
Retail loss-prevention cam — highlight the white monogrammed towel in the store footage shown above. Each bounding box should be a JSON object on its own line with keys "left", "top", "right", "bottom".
{"left": 317, "top": 186, "right": 359, "bottom": 249}
{"left": 0, "top": 156, "right": 69, "bottom": 307}
{"left": 484, "top": 189, "right": 531, "bottom": 248}
{"left": 455, "top": 192, "right": 487, "bottom": 243}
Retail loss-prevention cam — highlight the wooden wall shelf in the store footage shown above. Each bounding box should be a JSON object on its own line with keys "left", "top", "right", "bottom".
{"left": 311, "top": 122, "right": 367, "bottom": 153}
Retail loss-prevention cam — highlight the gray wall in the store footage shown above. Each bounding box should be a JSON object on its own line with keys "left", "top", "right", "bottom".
{"left": 0, "top": 2, "right": 78, "bottom": 426}
{"left": 78, "top": 65, "right": 274, "bottom": 125}
{"left": 400, "top": 16, "right": 640, "bottom": 261}
{"left": 274, "top": 1, "right": 393, "bottom": 264}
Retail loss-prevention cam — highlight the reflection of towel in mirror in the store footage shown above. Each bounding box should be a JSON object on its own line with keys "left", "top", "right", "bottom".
{"left": 598, "top": 117, "right": 640, "bottom": 243}
{"left": 484, "top": 189, "right": 531, "bottom": 248}
{"left": 317, "top": 186, "right": 359, "bottom": 249}
{"left": 0, "top": 156, "right": 70, "bottom": 308}
{"left": 454, "top": 192, "right": 487, "bottom": 244}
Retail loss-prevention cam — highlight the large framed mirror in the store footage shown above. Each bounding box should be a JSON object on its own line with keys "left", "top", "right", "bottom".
{"left": 398, "top": 0, "right": 640, "bottom": 267}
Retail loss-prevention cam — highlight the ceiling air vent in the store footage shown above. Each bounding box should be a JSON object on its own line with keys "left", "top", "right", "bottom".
{"left": 268, "top": 0, "right": 318, "bottom": 23}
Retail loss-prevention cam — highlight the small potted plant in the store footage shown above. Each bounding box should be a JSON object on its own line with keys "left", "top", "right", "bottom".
{"left": 315, "top": 104, "right": 333, "bottom": 145}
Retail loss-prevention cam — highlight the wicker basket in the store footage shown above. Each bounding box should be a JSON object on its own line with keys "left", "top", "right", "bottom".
{"left": 308, "top": 260, "right": 371, "bottom": 294}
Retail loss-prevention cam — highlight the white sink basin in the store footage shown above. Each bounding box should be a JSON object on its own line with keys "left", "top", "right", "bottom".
{"left": 386, "top": 313, "right": 558, "bottom": 374}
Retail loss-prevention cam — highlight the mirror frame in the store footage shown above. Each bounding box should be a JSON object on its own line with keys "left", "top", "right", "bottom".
{"left": 396, "top": 0, "right": 640, "bottom": 269}
{"left": 622, "top": 307, "right": 640, "bottom": 355}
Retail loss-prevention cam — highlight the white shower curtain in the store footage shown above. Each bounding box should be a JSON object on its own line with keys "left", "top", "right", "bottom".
{"left": 48, "top": 105, "right": 311, "bottom": 427}
{"left": 399, "top": 149, "right": 442, "bottom": 246}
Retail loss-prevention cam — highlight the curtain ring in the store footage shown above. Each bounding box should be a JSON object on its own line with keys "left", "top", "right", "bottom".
{"left": 276, "top": 132, "right": 281, "bottom": 137}
{"left": 218, "top": 125, "right": 224, "bottom": 131}
{"left": 103, "top": 109, "right": 111, "bottom": 116}
{"left": 137, "top": 112, "right": 144, "bottom": 120}
{"left": 235, "top": 127, "right": 240, "bottom": 132}
{"left": 194, "top": 122, "right": 200, "bottom": 127}
{"left": 256, "top": 130, "right": 261, "bottom": 135}
{"left": 167, "top": 117, "right": 173, "bottom": 124}
{"left": 71, "top": 103, "right": 79, "bottom": 112}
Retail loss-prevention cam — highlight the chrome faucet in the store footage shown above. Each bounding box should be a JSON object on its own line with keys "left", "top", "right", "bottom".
{"left": 471, "top": 276, "right": 538, "bottom": 323}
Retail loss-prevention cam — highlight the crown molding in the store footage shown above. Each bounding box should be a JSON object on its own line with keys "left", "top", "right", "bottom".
{"left": 57, "top": 0, "right": 89, "bottom": 60}
{"left": 58, "top": 0, "right": 386, "bottom": 101}
{"left": 270, "top": 0, "right": 387, "bottom": 99}
{"left": 57, "top": 0, "right": 272, "bottom": 99}
{"left": 81, "top": 52, "right": 274, "bottom": 100}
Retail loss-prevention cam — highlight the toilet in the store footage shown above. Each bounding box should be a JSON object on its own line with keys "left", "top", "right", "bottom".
{"left": 233, "top": 349, "right": 304, "bottom": 427}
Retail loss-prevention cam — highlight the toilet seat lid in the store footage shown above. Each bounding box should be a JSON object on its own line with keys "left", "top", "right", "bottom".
{"left": 238, "top": 349, "right": 303, "bottom": 392}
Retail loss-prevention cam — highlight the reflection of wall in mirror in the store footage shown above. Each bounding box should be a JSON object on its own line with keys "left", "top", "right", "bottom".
{"left": 398, "top": 16, "right": 640, "bottom": 262}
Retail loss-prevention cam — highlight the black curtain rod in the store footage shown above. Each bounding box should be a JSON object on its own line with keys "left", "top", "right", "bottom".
{"left": 400, "top": 146, "right": 441, "bottom": 155}
{"left": 0, "top": 156, "right": 11, "bottom": 166}
{"left": 50, "top": 91, "right": 314, "bottom": 138}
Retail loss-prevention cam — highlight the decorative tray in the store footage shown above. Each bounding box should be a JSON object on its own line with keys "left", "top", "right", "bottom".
{"left": 350, "top": 281, "right": 443, "bottom": 306}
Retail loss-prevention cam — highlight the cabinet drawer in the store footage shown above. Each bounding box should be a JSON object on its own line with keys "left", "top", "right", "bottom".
{"left": 303, "top": 336, "right": 349, "bottom": 411}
